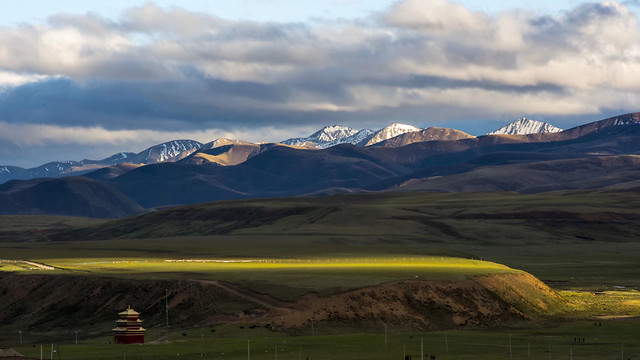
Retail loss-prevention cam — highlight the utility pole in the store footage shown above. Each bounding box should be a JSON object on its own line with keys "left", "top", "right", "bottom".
{"left": 383, "top": 322, "right": 387, "bottom": 346}
{"left": 40, "top": 344, "right": 42, "bottom": 360}
{"left": 445, "top": 334, "right": 448, "bottom": 354}
{"left": 509, "top": 334, "right": 512, "bottom": 360}
{"left": 247, "top": 339, "right": 251, "bottom": 360}
{"left": 275, "top": 344, "right": 278, "bottom": 360}
{"left": 50, "top": 344, "right": 53, "bottom": 360}
{"left": 421, "top": 338, "right": 424, "bottom": 360}
{"left": 165, "top": 289, "right": 169, "bottom": 342}
{"left": 75, "top": 330, "right": 78, "bottom": 345}
{"left": 18, "top": 331, "right": 22, "bottom": 345}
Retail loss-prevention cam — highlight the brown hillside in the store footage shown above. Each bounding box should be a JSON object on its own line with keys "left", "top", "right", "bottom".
{"left": 375, "top": 127, "right": 475, "bottom": 148}
{"left": 276, "top": 272, "right": 561, "bottom": 330}
{"left": 0, "top": 272, "right": 560, "bottom": 333}
{"left": 183, "top": 143, "right": 276, "bottom": 166}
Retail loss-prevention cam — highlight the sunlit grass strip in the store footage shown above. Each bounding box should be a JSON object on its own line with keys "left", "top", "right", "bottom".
{"left": 39, "top": 256, "right": 514, "bottom": 273}
{"left": 0, "top": 260, "right": 55, "bottom": 272}
{"left": 559, "top": 289, "right": 640, "bottom": 317}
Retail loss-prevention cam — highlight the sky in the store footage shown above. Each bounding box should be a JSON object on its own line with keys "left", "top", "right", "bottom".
{"left": 2, "top": 0, "right": 640, "bottom": 167}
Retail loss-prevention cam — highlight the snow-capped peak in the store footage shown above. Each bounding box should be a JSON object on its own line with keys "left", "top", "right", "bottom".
{"left": 488, "top": 118, "right": 563, "bottom": 135}
{"left": 281, "top": 125, "right": 358, "bottom": 147}
{"left": 309, "top": 125, "right": 359, "bottom": 143}
{"left": 144, "top": 140, "right": 203, "bottom": 163}
{"left": 365, "top": 123, "right": 421, "bottom": 146}
{"left": 321, "top": 128, "right": 375, "bottom": 148}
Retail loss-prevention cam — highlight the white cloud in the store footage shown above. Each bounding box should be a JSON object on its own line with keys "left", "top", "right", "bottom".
{"left": 384, "top": 0, "right": 490, "bottom": 34}
{"left": 0, "top": 121, "right": 316, "bottom": 150}
{"left": 0, "top": 71, "right": 50, "bottom": 89}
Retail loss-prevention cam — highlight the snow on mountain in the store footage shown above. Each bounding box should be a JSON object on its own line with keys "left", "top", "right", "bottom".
{"left": 141, "top": 140, "right": 203, "bottom": 163}
{"left": 281, "top": 125, "right": 359, "bottom": 148}
{"left": 364, "top": 123, "right": 421, "bottom": 146}
{"left": 322, "top": 129, "right": 376, "bottom": 148}
{"left": 488, "top": 118, "right": 563, "bottom": 135}
{"left": 282, "top": 124, "right": 420, "bottom": 148}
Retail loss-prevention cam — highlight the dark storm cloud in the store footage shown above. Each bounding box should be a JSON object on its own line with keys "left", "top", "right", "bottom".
{"left": 0, "top": 77, "right": 325, "bottom": 130}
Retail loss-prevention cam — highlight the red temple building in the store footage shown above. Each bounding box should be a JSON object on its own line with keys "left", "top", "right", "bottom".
{"left": 113, "top": 306, "right": 146, "bottom": 344}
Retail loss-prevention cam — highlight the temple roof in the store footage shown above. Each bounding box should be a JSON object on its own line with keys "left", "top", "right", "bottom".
{"left": 118, "top": 306, "right": 140, "bottom": 316}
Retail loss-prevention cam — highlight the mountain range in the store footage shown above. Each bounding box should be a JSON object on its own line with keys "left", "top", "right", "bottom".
{"left": 2, "top": 113, "right": 640, "bottom": 217}
{"left": 0, "top": 118, "right": 554, "bottom": 184}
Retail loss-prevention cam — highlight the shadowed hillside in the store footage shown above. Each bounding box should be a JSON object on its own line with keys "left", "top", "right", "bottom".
{"left": 0, "top": 177, "right": 143, "bottom": 218}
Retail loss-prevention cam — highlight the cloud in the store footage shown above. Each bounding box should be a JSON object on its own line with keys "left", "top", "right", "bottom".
{"left": 384, "top": 0, "right": 490, "bottom": 34}
{"left": 0, "top": 121, "right": 311, "bottom": 147}
{"left": 1, "top": 1, "right": 640, "bottom": 166}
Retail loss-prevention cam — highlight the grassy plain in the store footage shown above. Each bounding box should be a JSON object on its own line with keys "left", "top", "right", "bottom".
{"left": 0, "top": 256, "right": 516, "bottom": 300}
{"left": 3, "top": 190, "right": 640, "bottom": 290}
{"left": 1, "top": 190, "right": 640, "bottom": 358}
{"left": 9, "top": 319, "right": 640, "bottom": 360}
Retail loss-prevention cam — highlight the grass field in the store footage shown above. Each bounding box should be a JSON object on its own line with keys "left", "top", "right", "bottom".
{"left": 2, "top": 190, "right": 640, "bottom": 358}
{"left": 3, "top": 190, "right": 640, "bottom": 290}
{"left": 0, "top": 256, "right": 517, "bottom": 299}
{"left": 8, "top": 319, "right": 640, "bottom": 360}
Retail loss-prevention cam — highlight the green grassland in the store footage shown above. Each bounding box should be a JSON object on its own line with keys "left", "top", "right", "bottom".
{"left": 9, "top": 319, "right": 640, "bottom": 360}
{"left": 1, "top": 190, "right": 640, "bottom": 358}
{"left": 2, "top": 190, "right": 640, "bottom": 289}
{"left": 0, "top": 256, "right": 517, "bottom": 299}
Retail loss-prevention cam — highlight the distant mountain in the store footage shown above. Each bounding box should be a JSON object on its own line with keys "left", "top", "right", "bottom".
{"left": 92, "top": 112, "right": 640, "bottom": 207}
{"left": 127, "top": 139, "right": 202, "bottom": 163}
{"left": 0, "top": 140, "right": 203, "bottom": 184}
{"left": 104, "top": 144, "right": 405, "bottom": 208}
{"left": 374, "top": 127, "right": 475, "bottom": 147}
{"left": 391, "top": 155, "right": 640, "bottom": 193}
{"left": 201, "top": 138, "right": 254, "bottom": 149}
{"left": 280, "top": 123, "right": 422, "bottom": 148}
{"left": 489, "top": 118, "right": 563, "bottom": 135}
{"left": 0, "top": 177, "right": 143, "bottom": 218}
{"left": 281, "top": 125, "right": 359, "bottom": 148}
{"left": 84, "top": 163, "right": 142, "bottom": 181}
{"left": 182, "top": 143, "right": 277, "bottom": 166}
{"left": 0, "top": 112, "right": 639, "bottom": 215}
{"left": 364, "top": 123, "right": 421, "bottom": 146}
